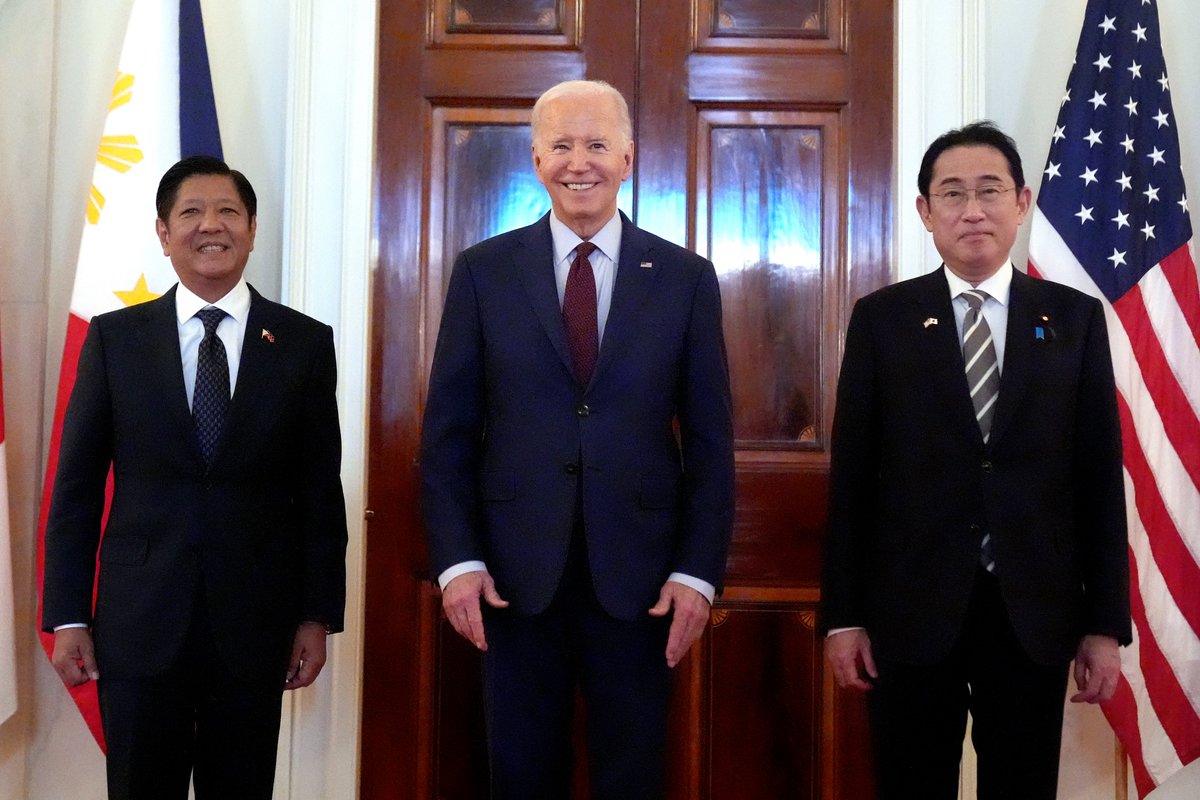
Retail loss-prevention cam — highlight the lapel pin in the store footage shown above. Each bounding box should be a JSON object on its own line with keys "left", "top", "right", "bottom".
{"left": 923, "top": 317, "right": 938, "bottom": 328}
{"left": 261, "top": 328, "right": 275, "bottom": 343}
{"left": 640, "top": 261, "right": 653, "bottom": 269}
{"left": 1035, "top": 315, "right": 1055, "bottom": 341}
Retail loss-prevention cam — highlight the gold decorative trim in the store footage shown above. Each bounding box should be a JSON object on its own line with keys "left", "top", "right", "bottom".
{"left": 798, "top": 610, "right": 816, "bottom": 630}
{"left": 710, "top": 609, "right": 730, "bottom": 627}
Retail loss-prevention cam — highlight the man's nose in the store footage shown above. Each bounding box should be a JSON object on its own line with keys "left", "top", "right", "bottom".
{"left": 198, "top": 208, "right": 222, "bottom": 229}
{"left": 961, "top": 193, "right": 987, "bottom": 218}
{"left": 567, "top": 144, "right": 589, "bottom": 171}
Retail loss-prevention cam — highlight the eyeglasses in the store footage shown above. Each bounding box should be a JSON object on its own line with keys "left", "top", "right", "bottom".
{"left": 928, "top": 185, "right": 1016, "bottom": 209}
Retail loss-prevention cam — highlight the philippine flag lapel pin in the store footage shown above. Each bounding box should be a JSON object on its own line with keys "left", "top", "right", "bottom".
{"left": 261, "top": 328, "right": 275, "bottom": 343}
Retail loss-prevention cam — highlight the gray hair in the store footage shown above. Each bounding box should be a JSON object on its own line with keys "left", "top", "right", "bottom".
{"left": 530, "top": 80, "right": 633, "bottom": 145}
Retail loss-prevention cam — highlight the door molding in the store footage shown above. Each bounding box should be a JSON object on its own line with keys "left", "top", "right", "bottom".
{"left": 277, "top": 2, "right": 377, "bottom": 798}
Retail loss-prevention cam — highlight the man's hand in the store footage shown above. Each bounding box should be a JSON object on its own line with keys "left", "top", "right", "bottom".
{"left": 285, "top": 622, "right": 329, "bottom": 690}
{"left": 648, "top": 580, "right": 710, "bottom": 668}
{"left": 442, "top": 570, "right": 509, "bottom": 651}
{"left": 824, "top": 629, "right": 878, "bottom": 691}
{"left": 51, "top": 627, "right": 99, "bottom": 687}
{"left": 1071, "top": 634, "right": 1121, "bottom": 704}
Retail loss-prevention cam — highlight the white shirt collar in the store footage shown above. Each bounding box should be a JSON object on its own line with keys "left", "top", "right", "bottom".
{"left": 943, "top": 261, "right": 1014, "bottom": 307}
{"left": 175, "top": 278, "right": 251, "bottom": 324}
{"left": 549, "top": 210, "right": 623, "bottom": 265}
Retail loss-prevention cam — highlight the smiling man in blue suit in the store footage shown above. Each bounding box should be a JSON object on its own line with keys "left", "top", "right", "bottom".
{"left": 421, "top": 80, "right": 735, "bottom": 799}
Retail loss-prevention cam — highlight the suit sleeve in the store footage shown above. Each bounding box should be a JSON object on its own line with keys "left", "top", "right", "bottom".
{"left": 821, "top": 297, "right": 880, "bottom": 634}
{"left": 296, "top": 324, "right": 348, "bottom": 632}
{"left": 41, "top": 321, "right": 115, "bottom": 631}
{"left": 420, "top": 251, "right": 488, "bottom": 576}
{"left": 1073, "top": 298, "right": 1131, "bottom": 644}
{"left": 673, "top": 261, "right": 736, "bottom": 591}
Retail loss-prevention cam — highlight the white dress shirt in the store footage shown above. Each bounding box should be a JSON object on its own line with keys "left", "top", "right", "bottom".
{"left": 176, "top": 279, "right": 251, "bottom": 407}
{"left": 438, "top": 211, "right": 716, "bottom": 604}
{"left": 943, "top": 261, "right": 1012, "bottom": 372}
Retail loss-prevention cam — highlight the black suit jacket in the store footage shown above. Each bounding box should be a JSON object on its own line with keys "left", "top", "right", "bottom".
{"left": 420, "top": 213, "right": 736, "bottom": 619}
{"left": 821, "top": 267, "right": 1131, "bottom": 665}
{"left": 42, "top": 285, "right": 347, "bottom": 680}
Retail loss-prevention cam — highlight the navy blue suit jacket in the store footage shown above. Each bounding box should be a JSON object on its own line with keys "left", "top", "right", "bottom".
{"left": 42, "top": 285, "right": 348, "bottom": 680}
{"left": 822, "top": 267, "right": 1131, "bottom": 666}
{"left": 421, "top": 213, "right": 736, "bottom": 620}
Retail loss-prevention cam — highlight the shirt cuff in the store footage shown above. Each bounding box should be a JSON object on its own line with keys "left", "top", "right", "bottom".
{"left": 438, "top": 561, "right": 488, "bottom": 590}
{"left": 666, "top": 572, "right": 715, "bottom": 605}
{"left": 53, "top": 623, "right": 89, "bottom": 631}
{"left": 826, "top": 626, "right": 866, "bottom": 638}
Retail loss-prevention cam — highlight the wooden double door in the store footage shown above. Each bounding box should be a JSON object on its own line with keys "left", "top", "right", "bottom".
{"left": 364, "top": 1, "right": 893, "bottom": 797}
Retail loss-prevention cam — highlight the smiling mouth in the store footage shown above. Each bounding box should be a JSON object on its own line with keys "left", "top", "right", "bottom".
{"left": 198, "top": 244, "right": 228, "bottom": 253}
{"left": 565, "top": 183, "right": 597, "bottom": 191}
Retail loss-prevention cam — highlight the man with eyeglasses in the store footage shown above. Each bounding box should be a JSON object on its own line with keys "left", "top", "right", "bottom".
{"left": 821, "top": 121, "right": 1130, "bottom": 799}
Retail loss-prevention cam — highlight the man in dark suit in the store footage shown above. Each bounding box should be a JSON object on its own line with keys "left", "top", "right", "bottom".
{"left": 42, "top": 156, "right": 347, "bottom": 800}
{"left": 821, "top": 122, "right": 1131, "bottom": 799}
{"left": 421, "top": 79, "right": 735, "bottom": 798}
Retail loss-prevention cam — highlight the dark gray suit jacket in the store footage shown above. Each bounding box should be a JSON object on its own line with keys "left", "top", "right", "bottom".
{"left": 822, "top": 267, "right": 1130, "bottom": 665}
{"left": 42, "top": 285, "right": 347, "bottom": 680}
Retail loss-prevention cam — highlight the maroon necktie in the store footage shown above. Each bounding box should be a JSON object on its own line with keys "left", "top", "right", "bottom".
{"left": 563, "top": 241, "right": 599, "bottom": 386}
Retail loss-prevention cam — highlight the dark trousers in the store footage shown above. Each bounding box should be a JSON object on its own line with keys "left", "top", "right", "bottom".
{"left": 97, "top": 595, "right": 286, "bottom": 800}
{"left": 482, "top": 526, "right": 672, "bottom": 800}
{"left": 867, "top": 568, "right": 1070, "bottom": 800}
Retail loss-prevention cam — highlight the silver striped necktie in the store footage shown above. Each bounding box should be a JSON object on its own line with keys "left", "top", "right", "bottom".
{"left": 961, "top": 289, "right": 1000, "bottom": 572}
{"left": 961, "top": 290, "right": 1000, "bottom": 443}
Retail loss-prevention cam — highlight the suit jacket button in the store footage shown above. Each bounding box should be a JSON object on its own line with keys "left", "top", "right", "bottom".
{"left": 969, "top": 523, "right": 981, "bottom": 534}
{"left": 564, "top": 463, "right": 579, "bottom": 475}
{"left": 981, "top": 460, "right": 993, "bottom": 472}
{"left": 576, "top": 404, "right": 591, "bottom": 417}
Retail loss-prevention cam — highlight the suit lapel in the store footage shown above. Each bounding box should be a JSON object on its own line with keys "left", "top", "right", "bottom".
{"left": 214, "top": 286, "right": 281, "bottom": 466}
{"left": 912, "top": 269, "right": 987, "bottom": 444}
{"left": 988, "top": 270, "right": 1036, "bottom": 448}
{"left": 589, "top": 213, "right": 661, "bottom": 389}
{"left": 131, "top": 286, "right": 204, "bottom": 465}
{"left": 513, "top": 215, "right": 577, "bottom": 379}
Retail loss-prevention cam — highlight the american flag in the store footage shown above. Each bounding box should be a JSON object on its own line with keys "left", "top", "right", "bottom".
{"left": 1027, "top": 0, "right": 1200, "bottom": 795}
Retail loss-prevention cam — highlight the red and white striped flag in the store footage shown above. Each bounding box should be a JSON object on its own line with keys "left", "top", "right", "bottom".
{"left": 1027, "top": 0, "right": 1200, "bottom": 794}
{"left": 35, "top": 0, "right": 223, "bottom": 750}
{"left": 0, "top": 322, "right": 16, "bottom": 725}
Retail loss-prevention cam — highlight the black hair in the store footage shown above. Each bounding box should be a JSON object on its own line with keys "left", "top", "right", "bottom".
{"left": 917, "top": 121, "right": 1025, "bottom": 199}
{"left": 155, "top": 155, "right": 257, "bottom": 221}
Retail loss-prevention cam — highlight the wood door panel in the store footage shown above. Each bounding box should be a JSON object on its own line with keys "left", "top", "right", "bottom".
{"left": 688, "top": 55, "right": 849, "bottom": 102}
{"left": 707, "top": 603, "right": 821, "bottom": 799}
{"left": 728, "top": 468, "right": 828, "bottom": 584}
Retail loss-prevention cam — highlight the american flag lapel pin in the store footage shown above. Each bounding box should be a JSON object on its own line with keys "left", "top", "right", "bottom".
{"left": 922, "top": 317, "right": 938, "bottom": 329}
{"left": 261, "top": 328, "right": 275, "bottom": 343}
{"left": 640, "top": 261, "right": 653, "bottom": 269}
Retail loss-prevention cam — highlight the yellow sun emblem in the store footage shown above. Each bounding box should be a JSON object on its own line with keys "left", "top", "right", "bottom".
{"left": 85, "top": 72, "right": 144, "bottom": 225}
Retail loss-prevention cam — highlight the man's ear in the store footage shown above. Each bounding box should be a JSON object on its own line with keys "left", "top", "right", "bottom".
{"left": 155, "top": 217, "right": 170, "bottom": 255}
{"left": 915, "top": 194, "right": 934, "bottom": 232}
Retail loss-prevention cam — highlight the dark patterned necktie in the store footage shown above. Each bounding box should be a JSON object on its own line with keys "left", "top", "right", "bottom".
{"left": 961, "top": 289, "right": 1000, "bottom": 572}
{"left": 563, "top": 241, "right": 599, "bottom": 386}
{"left": 193, "top": 307, "right": 230, "bottom": 464}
